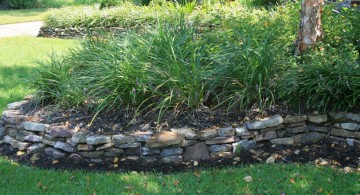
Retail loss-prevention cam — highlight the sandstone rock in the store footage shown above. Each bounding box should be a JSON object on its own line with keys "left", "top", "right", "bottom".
{"left": 112, "top": 135, "right": 135, "bottom": 144}
{"left": 7, "top": 101, "right": 28, "bottom": 110}
{"left": 96, "top": 143, "right": 114, "bottom": 150}
{"left": 174, "top": 139, "right": 198, "bottom": 147}
{"left": 270, "top": 138, "right": 294, "bottom": 145}
{"left": 308, "top": 125, "right": 331, "bottom": 133}
{"left": 45, "top": 147, "right": 66, "bottom": 159}
{"left": 284, "top": 115, "right": 307, "bottom": 124}
{"left": 86, "top": 135, "right": 111, "bottom": 145}
{"left": 209, "top": 144, "right": 231, "bottom": 153}
{"left": 171, "top": 127, "right": 198, "bottom": 139}
{"left": 22, "top": 122, "right": 49, "bottom": 132}
{"left": 130, "top": 131, "right": 154, "bottom": 142}
{"left": 293, "top": 132, "right": 325, "bottom": 144}
{"left": 198, "top": 128, "right": 218, "bottom": 140}
{"left": 217, "top": 126, "right": 235, "bottom": 137}
{"left": 72, "top": 132, "right": 92, "bottom": 144}
{"left": 235, "top": 126, "right": 251, "bottom": 136}
{"left": 50, "top": 126, "right": 77, "bottom": 138}
{"left": 329, "top": 112, "right": 347, "bottom": 120}
{"left": 334, "top": 123, "right": 360, "bottom": 131}
{"left": 346, "top": 113, "right": 360, "bottom": 122}
{"left": 256, "top": 131, "right": 276, "bottom": 141}
{"left": 247, "top": 115, "right": 283, "bottom": 130}
{"left": 104, "top": 148, "right": 124, "bottom": 157}
{"left": 211, "top": 152, "right": 232, "bottom": 158}
{"left": 183, "top": 142, "right": 210, "bottom": 161}
{"left": 331, "top": 128, "right": 360, "bottom": 139}
{"left": 141, "top": 147, "right": 160, "bottom": 156}
{"left": 115, "top": 142, "right": 141, "bottom": 148}
{"left": 308, "top": 115, "right": 327, "bottom": 123}
{"left": 287, "top": 121, "right": 306, "bottom": 128}
{"left": 79, "top": 151, "right": 104, "bottom": 158}
{"left": 162, "top": 155, "right": 182, "bottom": 163}
{"left": 27, "top": 143, "right": 45, "bottom": 154}
{"left": 259, "top": 124, "right": 285, "bottom": 133}
{"left": 145, "top": 132, "right": 184, "bottom": 148}
{"left": 205, "top": 136, "right": 240, "bottom": 145}
{"left": 13, "top": 140, "right": 32, "bottom": 150}
{"left": 77, "top": 144, "right": 94, "bottom": 151}
{"left": 68, "top": 153, "right": 84, "bottom": 163}
{"left": 160, "top": 148, "right": 183, "bottom": 158}
{"left": 24, "top": 135, "right": 43, "bottom": 143}
{"left": 286, "top": 126, "right": 309, "bottom": 134}
{"left": 54, "top": 141, "right": 75, "bottom": 153}
{"left": 232, "top": 140, "right": 257, "bottom": 152}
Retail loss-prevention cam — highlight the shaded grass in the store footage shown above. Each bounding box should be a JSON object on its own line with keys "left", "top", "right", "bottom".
{"left": 0, "top": 8, "right": 48, "bottom": 24}
{"left": 0, "top": 156, "right": 358, "bottom": 194}
{"left": 0, "top": 36, "right": 76, "bottom": 112}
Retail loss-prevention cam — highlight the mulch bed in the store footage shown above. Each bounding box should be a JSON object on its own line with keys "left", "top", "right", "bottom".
{"left": 1, "top": 140, "right": 359, "bottom": 174}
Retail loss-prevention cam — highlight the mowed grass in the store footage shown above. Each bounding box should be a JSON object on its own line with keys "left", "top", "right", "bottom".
{"left": 0, "top": 8, "right": 49, "bottom": 24}
{"left": 0, "top": 157, "right": 358, "bottom": 194}
{"left": 0, "top": 36, "right": 76, "bottom": 112}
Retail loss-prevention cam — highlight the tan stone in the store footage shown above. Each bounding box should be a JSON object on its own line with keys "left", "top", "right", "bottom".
{"left": 145, "top": 132, "right": 184, "bottom": 148}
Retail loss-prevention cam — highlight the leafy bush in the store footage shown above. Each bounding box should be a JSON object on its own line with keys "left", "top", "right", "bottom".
{"left": 7, "top": 0, "right": 39, "bottom": 9}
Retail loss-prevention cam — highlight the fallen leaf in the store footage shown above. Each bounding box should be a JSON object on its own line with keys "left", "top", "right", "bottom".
{"left": 85, "top": 176, "right": 90, "bottom": 181}
{"left": 16, "top": 151, "right": 26, "bottom": 156}
{"left": 37, "top": 182, "right": 43, "bottom": 188}
{"left": 193, "top": 161, "right": 199, "bottom": 166}
{"left": 30, "top": 154, "right": 40, "bottom": 162}
{"left": 113, "top": 157, "right": 119, "bottom": 163}
{"left": 290, "top": 178, "right": 295, "bottom": 184}
{"left": 88, "top": 163, "right": 94, "bottom": 167}
{"left": 194, "top": 170, "right": 201, "bottom": 177}
{"left": 178, "top": 188, "right": 183, "bottom": 192}
{"left": 52, "top": 160, "right": 59, "bottom": 164}
{"left": 113, "top": 164, "right": 118, "bottom": 168}
{"left": 266, "top": 157, "right": 275, "bottom": 164}
{"left": 173, "top": 180, "right": 180, "bottom": 186}
{"left": 243, "top": 176, "right": 253, "bottom": 183}
{"left": 317, "top": 187, "right": 323, "bottom": 193}
{"left": 124, "top": 185, "right": 133, "bottom": 191}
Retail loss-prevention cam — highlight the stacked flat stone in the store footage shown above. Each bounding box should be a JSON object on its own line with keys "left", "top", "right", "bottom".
{"left": 38, "top": 27, "right": 128, "bottom": 39}
{"left": 1, "top": 98, "right": 360, "bottom": 164}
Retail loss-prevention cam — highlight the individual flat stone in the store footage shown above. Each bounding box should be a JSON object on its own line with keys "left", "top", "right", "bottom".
{"left": 27, "top": 143, "right": 45, "bottom": 154}
{"left": 8, "top": 129, "right": 17, "bottom": 137}
{"left": 162, "top": 155, "right": 182, "bottom": 163}
{"left": 235, "top": 126, "right": 251, "bottom": 136}
{"left": 3, "top": 135, "right": 14, "bottom": 144}
{"left": 287, "top": 121, "right": 306, "bottom": 128}
{"left": 308, "top": 115, "right": 327, "bottom": 123}
{"left": 44, "top": 134, "right": 65, "bottom": 142}
{"left": 334, "top": 123, "right": 360, "bottom": 131}
{"left": 286, "top": 126, "right": 309, "bottom": 134}
{"left": 50, "top": 126, "right": 77, "bottom": 138}
{"left": 232, "top": 140, "right": 257, "bottom": 152}
{"left": 173, "top": 139, "right": 198, "bottom": 147}
{"left": 211, "top": 152, "right": 232, "bottom": 158}
{"left": 255, "top": 131, "right": 276, "bottom": 141}
{"left": 346, "top": 113, "right": 360, "bottom": 122}
{"left": 329, "top": 112, "right": 347, "bottom": 120}
{"left": 270, "top": 138, "right": 294, "bottom": 145}
{"left": 77, "top": 144, "right": 95, "bottom": 151}
{"left": 54, "top": 141, "right": 75, "bottom": 153}
{"left": 184, "top": 142, "right": 210, "bottom": 161}
{"left": 141, "top": 147, "right": 160, "bottom": 156}
{"left": 142, "top": 156, "right": 158, "bottom": 163}
{"left": 86, "top": 135, "right": 111, "bottom": 145}
{"left": 66, "top": 138, "right": 77, "bottom": 147}
{"left": 130, "top": 131, "right": 154, "bottom": 142}
{"left": 198, "top": 128, "right": 218, "bottom": 140}
{"left": 72, "top": 132, "right": 92, "bottom": 144}
{"left": 11, "top": 140, "right": 31, "bottom": 150}
{"left": 24, "top": 135, "right": 43, "bottom": 143}
{"left": 160, "top": 148, "right": 183, "bottom": 158}
{"left": 115, "top": 142, "right": 141, "bottom": 149}
{"left": 7, "top": 101, "right": 28, "bottom": 110}
{"left": 42, "top": 139, "right": 56, "bottom": 146}
{"left": 209, "top": 144, "right": 231, "bottom": 153}
{"left": 293, "top": 132, "right": 325, "bottom": 144}
{"left": 22, "top": 122, "right": 49, "bottom": 132}
{"left": 15, "top": 131, "right": 28, "bottom": 141}
{"left": 171, "top": 127, "right": 198, "bottom": 139}
{"left": 68, "top": 153, "right": 83, "bottom": 163}
{"left": 331, "top": 128, "right": 360, "bottom": 139}
{"left": 96, "top": 143, "right": 114, "bottom": 150}
{"left": 45, "top": 147, "right": 66, "bottom": 159}
{"left": 0, "top": 127, "right": 5, "bottom": 139}
{"left": 79, "top": 151, "right": 104, "bottom": 158}
{"left": 308, "top": 125, "right": 331, "bottom": 133}
{"left": 217, "top": 126, "right": 235, "bottom": 137}
{"left": 124, "top": 148, "right": 140, "bottom": 155}
{"left": 205, "top": 136, "right": 240, "bottom": 145}
{"left": 104, "top": 148, "right": 124, "bottom": 157}
{"left": 112, "top": 134, "right": 135, "bottom": 144}
{"left": 145, "top": 132, "right": 184, "bottom": 148}
{"left": 247, "top": 115, "right": 284, "bottom": 130}
{"left": 277, "top": 129, "right": 287, "bottom": 138}
{"left": 283, "top": 115, "right": 307, "bottom": 124}
{"left": 259, "top": 124, "right": 285, "bottom": 133}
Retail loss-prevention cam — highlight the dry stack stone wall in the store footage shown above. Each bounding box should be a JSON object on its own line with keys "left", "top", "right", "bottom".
{"left": 1, "top": 98, "right": 360, "bottom": 164}
{"left": 38, "top": 27, "right": 129, "bottom": 39}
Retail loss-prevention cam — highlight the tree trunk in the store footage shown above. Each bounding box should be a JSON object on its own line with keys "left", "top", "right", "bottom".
{"left": 295, "top": 0, "right": 324, "bottom": 54}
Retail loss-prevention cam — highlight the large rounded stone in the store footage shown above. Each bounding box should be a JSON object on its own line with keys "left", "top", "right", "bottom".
{"left": 247, "top": 115, "right": 284, "bottom": 130}
{"left": 184, "top": 142, "right": 210, "bottom": 161}
{"left": 145, "top": 132, "right": 184, "bottom": 148}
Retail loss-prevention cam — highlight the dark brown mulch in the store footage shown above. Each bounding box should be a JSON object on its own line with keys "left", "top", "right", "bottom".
{"left": 1, "top": 140, "right": 359, "bottom": 174}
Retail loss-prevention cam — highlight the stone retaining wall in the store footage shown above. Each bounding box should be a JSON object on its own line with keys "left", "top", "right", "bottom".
{"left": 1, "top": 98, "right": 359, "bottom": 164}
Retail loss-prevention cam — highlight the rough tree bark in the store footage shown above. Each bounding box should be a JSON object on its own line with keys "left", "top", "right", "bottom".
{"left": 295, "top": 0, "right": 324, "bottom": 54}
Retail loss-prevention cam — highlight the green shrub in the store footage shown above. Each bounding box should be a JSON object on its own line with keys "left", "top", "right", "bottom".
{"left": 7, "top": 0, "right": 39, "bottom": 9}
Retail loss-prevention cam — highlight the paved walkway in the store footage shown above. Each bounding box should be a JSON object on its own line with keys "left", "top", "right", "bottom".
{"left": 0, "top": 21, "right": 43, "bottom": 38}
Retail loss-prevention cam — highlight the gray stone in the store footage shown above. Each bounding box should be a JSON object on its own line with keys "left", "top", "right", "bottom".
{"left": 42, "top": 139, "right": 56, "bottom": 146}
{"left": 346, "top": 113, "right": 360, "bottom": 122}
{"left": 22, "top": 122, "right": 49, "bottom": 132}
{"left": 160, "top": 148, "right": 183, "bottom": 158}
{"left": 79, "top": 151, "right": 104, "bottom": 158}
{"left": 72, "top": 132, "right": 92, "bottom": 144}
{"left": 15, "top": 131, "right": 28, "bottom": 141}
{"left": 0, "top": 127, "right": 6, "bottom": 139}
{"left": 54, "top": 141, "right": 75, "bottom": 153}
{"left": 205, "top": 136, "right": 240, "bottom": 145}
{"left": 96, "top": 143, "right": 114, "bottom": 150}
{"left": 209, "top": 144, "right": 231, "bottom": 153}
{"left": 115, "top": 142, "right": 141, "bottom": 148}
{"left": 217, "top": 126, "right": 235, "bottom": 137}
{"left": 124, "top": 148, "right": 140, "bottom": 155}
{"left": 77, "top": 144, "right": 94, "bottom": 151}
{"left": 287, "top": 121, "right": 306, "bottom": 128}
{"left": 145, "top": 132, "right": 184, "bottom": 148}
{"left": 141, "top": 147, "right": 160, "bottom": 156}
{"left": 86, "top": 135, "right": 111, "bottom": 145}
{"left": 3, "top": 135, "right": 14, "bottom": 144}
{"left": 162, "top": 155, "right": 182, "bottom": 163}
{"left": 66, "top": 138, "right": 77, "bottom": 147}
{"left": 184, "top": 142, "right": 210, "bottom": 161}
{"left": 346, "top": 138, "right": 354, "bottom": 146}
{"left": 50, "top": 126, "right": 77, "bottom": 138}
{"left": 286, "top": 126, "right": 309, "bottom": 134}
{"left": 7, "top": 101, "right": 28, "bottom": 110}
{"left": 27, "top": 143, "right": 45, "bottom": 154}
{"left": 8, "top": 129, "right": 16, "bottom": 137}
{"left": 308, "top": 115, "right": 327, "bottom": 123}
{"left": 199, "top": 128, "right": 218, "bottom": 140}
{"left": 24, "top": 135, "right": 43, "bottom": 143}
{"left": 284, "top": 115, "right": 307, "bottom": 124}
{"left": 68, "top": 153, "right": 83, "bottom": 163}
{"left": 174, "top": 139, "right": 198, "bottom": 147}
{"left": 293, "top": 132, "right": 325, "bottom": 144}
{"left": 277, "top": 129, "right": 287, "bottom": 138}
{"left": 329, "top": 112, "right": 347, "bottom": 120}
{"left": 44, "top": 134, "right": 66, "bottom": 142}
{"left": 259, "top": 124, "right": 285, "bottom": 134}
{"left": 13, "top": 141, "right": 32, "bottom": 150}
{"left": 232, "top": 140, "right": 257, "bottom": 152}
{"left": 130, "top": 131, "right": 154, "bottom": 142}
{"left": 171, "top": 127, "right": 198, "bottom": 139}
{"left": 334, "top": 123, "right": 360, "bottom": 131}
{"left": 126, "top": 156, "right": 140, "bottom": 161}
{"left": 142, "top": 156, "right": 158, "bottom": 163}
{"left": 104, "top": 148, "right": 124, "bottom": 156}
{"left": 331, "top": 128, "right": 360, "bottom": 139}
{"left": 308, "top": 125, "right": 331, "bottom": 133}
{"left": 112, "top": 134, "right": 135, "bottom": 144}
{"left": 255, "top": 131, "right": 276, "bottom": 141}
{"left": 235, "top": 126, "right": 251, "bottom": 136}
{"left": 270, "top": 138, "right": 294, "bottom": 145}
{"left": 247, "top": 115, "right": 284, "bottom": 130}
{"left": 45, "top": 147, "right": 66, "bottom": 159}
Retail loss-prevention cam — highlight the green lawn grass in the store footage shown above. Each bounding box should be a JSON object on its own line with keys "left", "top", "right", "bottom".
{"left": 0, "top": 36, "right": 76, "bottom": 112}
{"left": 0, "top": 8, "right": 49, "bottom": 24}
